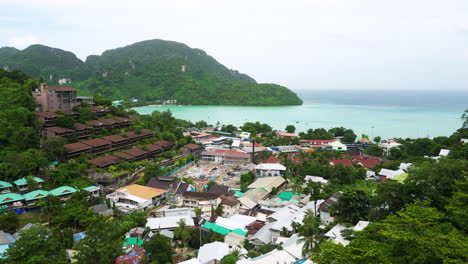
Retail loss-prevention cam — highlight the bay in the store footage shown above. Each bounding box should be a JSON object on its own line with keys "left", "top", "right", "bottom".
{"left": 132, "top": 90, "right": 468, "bottom": 139}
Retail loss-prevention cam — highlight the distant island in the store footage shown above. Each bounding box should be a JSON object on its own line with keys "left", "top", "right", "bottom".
{"left": 0, "top": 39, "right": 303, "bottom": 106}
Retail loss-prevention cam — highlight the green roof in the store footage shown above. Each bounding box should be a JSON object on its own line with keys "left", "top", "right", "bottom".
{"left": 13, "top": 177, "right": 44, "bottom": 186}
{"left": 23, "top": 190, "right": 50, "bottom": 201}
{"left": 277, "top": 191, "right": 299, "bottom": 201}
{"left": 203, "top": 222, "right": 231, "bottom": 235}
{"left": 234, "top": 190, "right": 244, "bottom": 197}
{"left": 0, "top": 193, "right": 24, "bottom": 204}
{"left": 83, "top": 186, "right": 99, "bottom": 192}
{"left": 123, "top": 237, "right": 144, "bottom": 247}
{"left": 0, "top": 181, "right": 12, "bottom": 189}
{"left": 50, "top": 186, "right": 77, "bottom": 196}
{"left": 391, "top": 173, "right": 408, "bottom": 184}
{"left": 202, "top": 222, "right": 246, "bottom": 236}
{"left": 231, "top": 228, "right": 247, "bottom": 236}
{"left": 48, "top": 161, "right": 59, "bottom": 166}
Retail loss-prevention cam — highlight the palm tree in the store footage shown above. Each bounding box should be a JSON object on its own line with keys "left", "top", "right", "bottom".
{"left": 194, "top": 207, "right": 203, "bottom": 218}
{"left": 174, "top": 219, "right": 190, "bottom": 256}
{"left": 298, "top": 209, "right": 322, "bottom": 255}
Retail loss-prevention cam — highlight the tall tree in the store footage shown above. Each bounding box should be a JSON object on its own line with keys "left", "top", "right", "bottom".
{"left": 143, "top": 232, "right": 173, "bottom": 264}
{"left": 298, "top": 210, "right": 322, "bottom": 254}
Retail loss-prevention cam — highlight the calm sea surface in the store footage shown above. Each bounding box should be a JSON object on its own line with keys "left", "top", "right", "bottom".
{"left": 132, "top": 90, "right": 468, "bottom": 139}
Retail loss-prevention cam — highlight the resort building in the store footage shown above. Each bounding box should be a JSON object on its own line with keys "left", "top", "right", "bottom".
{"left": 35, "top": 112, "right": 63, "bottom": 127}
{"left": 50, "top": 186, "right": 77, "bottom": 201}
{"left": 182, "top": 143, "right": 203, "bottom": 157}
{"left": 0, "top": 181, "right": 12, "bottom": 194}
{"left": 13, "top": 177, "right": 44, "bottom": 193}
{"left": 33, "top": 84, "right": 79, "bottom": 112}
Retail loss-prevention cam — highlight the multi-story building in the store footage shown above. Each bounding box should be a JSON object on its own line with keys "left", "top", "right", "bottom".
{"left": 33, "top": 84, "right": 79, "bottom": 112}
{"left": 182, "top": 191, "right": 222, "bottom": 216}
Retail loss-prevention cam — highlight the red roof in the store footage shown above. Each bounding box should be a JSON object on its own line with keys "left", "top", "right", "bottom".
{"left": 103, "top": 134, "right": 128, "bottom": 143}
{"left": 45, "top": 126, "right": 74, "bottom": 133}
{"left": 87, "top": 120, "right": 105, "bottom": 126}
{"left": 183, "top": 143, "right": 202, "bottom": 150}
{"left": 266, "top": 156, "right": 279, "bottom": 163}
{"left": 88, "top": 155, "right": 121, "bottom": 167}
{"left": 146, "top": 144, "right": 162, "bottom": 152}
{"left": 64, "top": 142, "right": 92, "bottom": 153}
{"left": 113, "top": 151, "right": 135, "bottom": 160}
{"left": 99, "top": 118, "right": 117, "bottom": 125}
{"left": 124, "top": 147, "right": 148, "bottom": 157}
{"left": 73, "top": 123, "right": 92, "bottom": 130}
{"left": 330, "top": 159, "right": 353, "bottom": 167}
{"left": 359, "top": 138, "right": 372, "bottom": 143}
{"left": 82, "top": 138, "right": 112, "bottom": 147}
{"left": 154, "top": 140, "right": 175, "bottom": 148}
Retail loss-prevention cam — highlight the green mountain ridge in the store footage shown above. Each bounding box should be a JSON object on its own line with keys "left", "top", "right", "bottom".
{"left": 0, "top": 39, "right": 303, "bottom": 106}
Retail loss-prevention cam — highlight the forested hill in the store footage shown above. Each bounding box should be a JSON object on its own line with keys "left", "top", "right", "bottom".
{"left": 0, "top": 39, "right": 303, "bottom": 106}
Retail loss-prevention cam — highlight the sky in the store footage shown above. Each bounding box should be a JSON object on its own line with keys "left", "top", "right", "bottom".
{"left": 1, "top": 0, "right": 468, "bottom": 91}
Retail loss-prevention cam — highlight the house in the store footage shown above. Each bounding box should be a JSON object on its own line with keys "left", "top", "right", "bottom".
{"left": 250, "top": 249, "right": 296, "bottom": 264}
{"left": 145, "top": 143, "right": 162, "bottom": 157}
{"left": 81, "top": 138, "right": 112, "bottom": 155}
{"left": 224, "top": 232, "right": 245, "bottom": 247}
{"left": 13, "top": 177, "right": 44, "bottom": 193}
{"left": 277, "top": 146, "right": 297, "bottom": 153}
{"left": 352, "top": 155, "right": 386, "bottom": 168}
{"left": 358, "top": 138, "right": 372, "bottom": 144}
{"left": 0, "top": 181, "right": 12, "bottom": 194}
{"left": 304, "top": 175, "right": 328, "bottom": 185}
{"left": 146, "top": 215, "right": 194, "bottom": 232}
{"left": 87, "top": 155, "right": 122, "bottom": 168}
{"left": 247, "top": 176, "right": 286, "bottom": 193}
{"left": 102, "top": 134, "right": 131, "bottom": 150}
{"left": 182, "top": 143, "right": 203, "bottom": 157}
{"left": 182, "top": 191, "right": 222, "bottom": 216}
{"left": 146, "top": 177, "right": 193, "bottom": 195}
{"left": 240, "top": 132, "right": 251, "bottom": 141}
{"left": 35, "top": 112, "right": 63, "bottom": 127}
{"left": 325, "top": 220, "right": 370, "bottom": 246}
{"left": 64, "top": 142, "right": 92, "bottom": 159}
{"left": 299, "top": 139, "right": 336, "bottom": 147}
{"left": 237, "top": 188, "right": 269, "bottom": 211}
{"left": 439, "top": 149, "right": 450, "bottom": 157}
{"left": 254, "top": 163, "right": 286, "bottom": 178}
{"left": 319, "top": 191, "right": 342, "bottom": 224}
{"left": 197, "top": 241, "right": 246, "bottom": 264}
{"left": 43, "top": 126, "right": 74, "bottom": 138}
{"left": 276, "top": 132, "right": 298, "bottom": 138}
{"left": 220, "top": 195, "right": 240, "bottom": 217}
{"left": 33, "top": 84, "right": 79, "bottom": 112}
{"left": 90, "top": 106, "right": 110, "bottom": 117}
{"left": 207, "top": 185, "right": 234, "bottom": 197}
{"left": 378, "top": 168, "right": 406, "bottom": 180}
{"left": 153, "top": 207, "right": 195, "bottom": 218}
{"left": 279, "top": 234, "right": 306, "bottom": 260}
{"left": 113, "top": 116, "right": 132, "bottom": 128}
{"left": 399, "top": 162, "right": 414, "bottom": 171}
{"left": 0, "top": 193, "right": 24, "bottom": 209}
{"left": 153, "top": 140, "right": 175, "bottom": 151}
{"left": 106, "top": 184, "right": 167, "bottom": 214}
{"left": 49, "top": 186, "right": 77, "bottom": 201}
{"left": 325, "top": 141, "right": 347, "bottom": 151}
{"left": 83, "top": 186, "right": 100, "bottom": 196}
{"left": 125, "top": 227, "right": 146, "bottom": 240}
{"left": 0, "top": 231, "right": 16, "bottom": 259}
{"left": 123, "top": 147, "right": 149, "bottom": 162}
{"left": 201, "top": 149, "right": 251, "bottom": 164}
{"left": 23, "top": 190, "right": 50, "bottom": 206}
{"left": 461, "top": 138, "right": 468, "bottom": 144}
{"left": 73, "top": 123, "right": 93, "bottom": 138}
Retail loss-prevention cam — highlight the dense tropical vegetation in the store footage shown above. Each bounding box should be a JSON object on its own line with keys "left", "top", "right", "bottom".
{"left": 0, "top": 39, "right": 303, "bottom": 106}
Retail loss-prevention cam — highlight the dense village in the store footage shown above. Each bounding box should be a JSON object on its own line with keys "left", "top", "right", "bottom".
{"left": 0, "top": 78, "right": 467, "bottom": 264}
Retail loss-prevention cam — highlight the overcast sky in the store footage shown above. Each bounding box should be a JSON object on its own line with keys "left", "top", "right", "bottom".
{"left": 1, "top": 0, "right": 467, "bottom": 91}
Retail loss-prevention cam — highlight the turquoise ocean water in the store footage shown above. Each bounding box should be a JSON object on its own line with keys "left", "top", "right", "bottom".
{"left": 132, "top": 90, "right": 468, "bottom": 139}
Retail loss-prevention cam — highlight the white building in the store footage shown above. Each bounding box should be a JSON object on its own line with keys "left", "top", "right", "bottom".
{"left": 146, "top": 215, "right": 194, "bottom": 232}
{"left": 304, "top": 175, "right": 328, "bottom": 185}
{"left": 255, "top": 163, "right": 286, "bottom": 178}
{"left": 106, "top": 184, "right": 166, "bottom": 214}
{"left": 277, "top": 145, "right": 297, "bottom": 153}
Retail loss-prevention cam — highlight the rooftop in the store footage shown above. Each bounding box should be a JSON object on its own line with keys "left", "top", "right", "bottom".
{"left": 64, "top": 142, "right": 93, "bottom": 153}
{"left": 13, "top": 177, "right": 44, "bottom": 186}
{"left": 88, "top": 155, "right": 121, "bottom": 167}
{"left": 46, "top": 86, "right": 78, "bottom": 92}
{"left": 82, "top": 138, "right": 111, "bottom": 147}
{"left": 49, "top": 186, "right": 77, "bottom": 196}
{"left": 117, "top": 184, "right": 166, "bottom": 200}
{"left": 183, "top": 143, "right": 202, "bottom": 150}
{"left": 102, "top": 134, "right": 129, "bottom": 143}
{"left": 45, "top": 126, "right": 74, "bottom": 133}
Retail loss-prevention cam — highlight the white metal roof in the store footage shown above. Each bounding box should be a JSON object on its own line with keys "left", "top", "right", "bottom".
{"left": 197, "top": 241, "right": 231, "bottom": 264}
{"left": 247, "top": 176, "right": 286, "bottom": 192}
{"left": 353, "top": 220, "right": 370, "bottom": 231}
{"left": 255, "top": 163, "right": 286, "bottom": 171}
{"left": 439, "top": 149, "right": 450, "bottom": 156}
{"left": 146, "top": 215, "right": 194, "bottom": 230}
{"left": 324, "top": 224, "right": 349, "bottom": 246}
{"left": 304, "top": 175, "right": 328, "bottom": 184}
{"left": 281, "top": 234, "right": 305, "bottom": 259}
{"left": 378, "top": 168, "right": 405, "bottom": 179}
{"left": 251, "top": 249, "right": 296, "bottom": 264}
